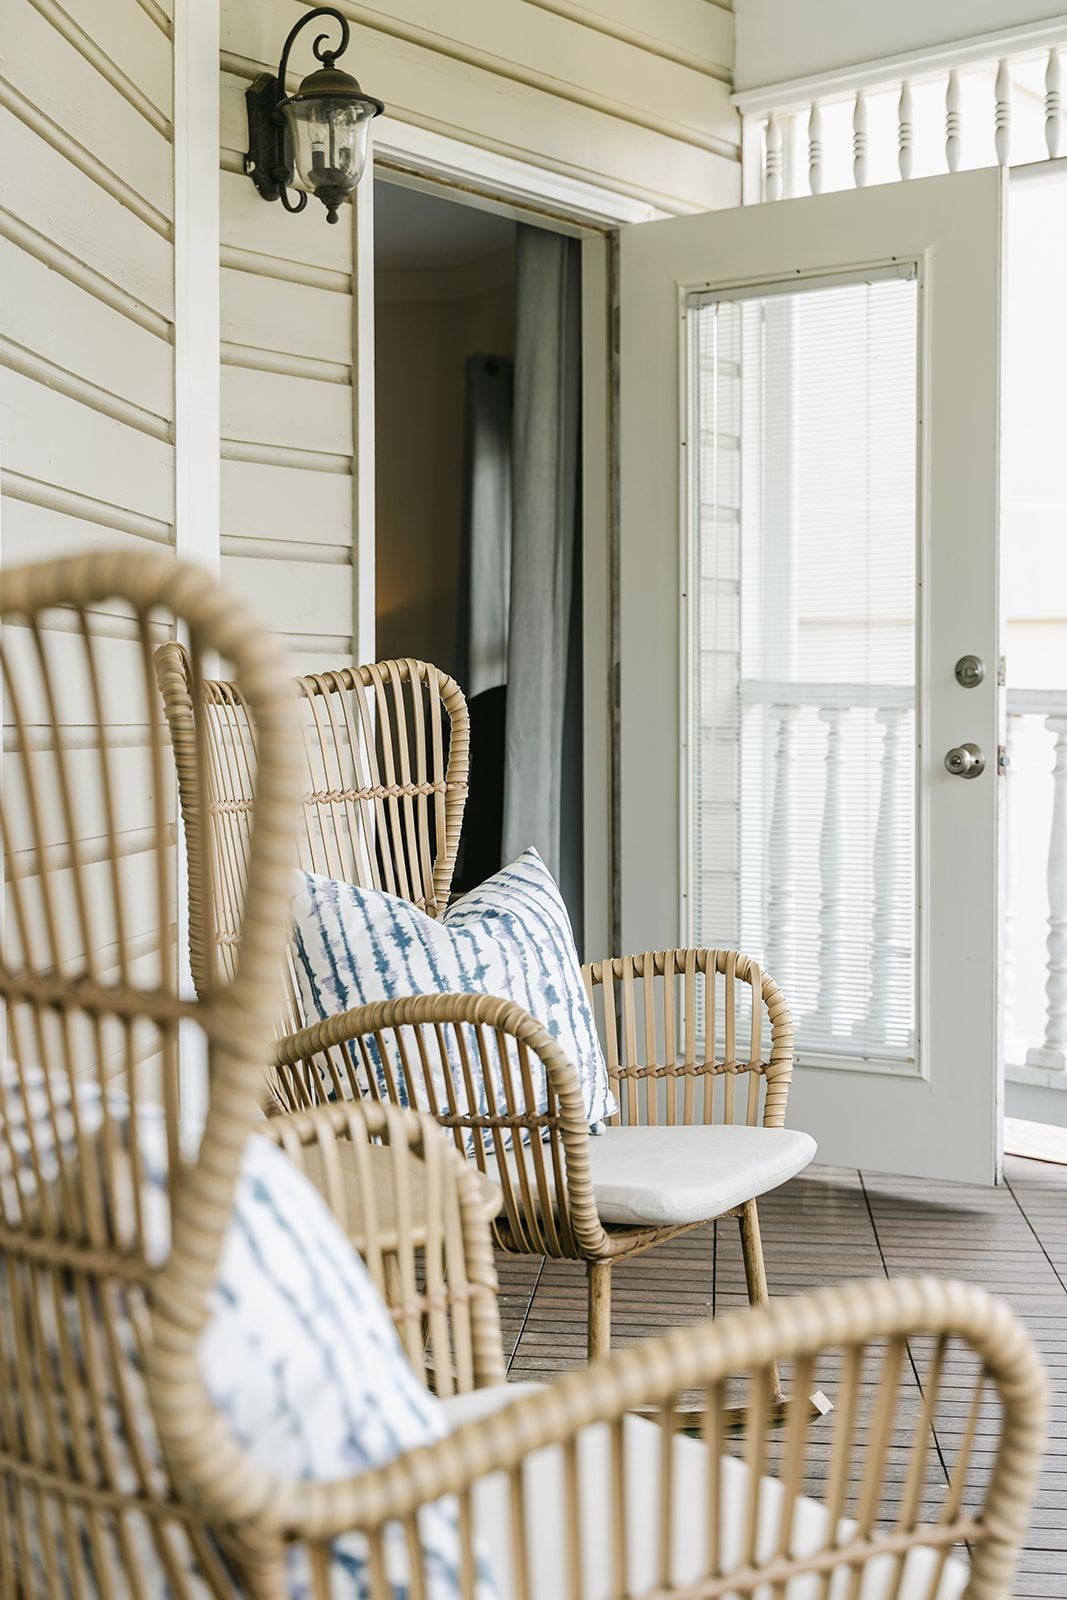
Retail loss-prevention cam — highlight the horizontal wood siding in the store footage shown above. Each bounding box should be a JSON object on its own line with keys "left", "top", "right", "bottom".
{"left": 223, "top": 0, "right": 739, "bottom": 215}
{"left": 0, "top": 0, "right": 177, "bottom": 1036}
{"left": 219, "top": 49, "right": 357, "bottom": 674}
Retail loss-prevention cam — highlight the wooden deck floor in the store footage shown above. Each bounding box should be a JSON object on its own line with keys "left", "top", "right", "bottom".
{"left": 495, "top": 1154, "right": 1067, "bottom": 1599}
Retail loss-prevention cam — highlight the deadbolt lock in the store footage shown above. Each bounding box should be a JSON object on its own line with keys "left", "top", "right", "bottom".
{"left": 954, "top": 655, "right": 986, "bottom": 688}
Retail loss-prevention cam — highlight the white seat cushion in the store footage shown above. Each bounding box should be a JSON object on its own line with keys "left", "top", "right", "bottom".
{"left": 587, "top": 1124, "right": 817, "bottom": 1225}
{"left": 484, "top": 1124, "right": 816, "bottom": 1227}
{"left": 441, "top": 1384, "right": 968, "bottom": 1600}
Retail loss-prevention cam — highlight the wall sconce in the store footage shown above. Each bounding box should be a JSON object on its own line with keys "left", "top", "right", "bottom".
{"left": 245, "top": 6, "right": 383, "bottom": 224}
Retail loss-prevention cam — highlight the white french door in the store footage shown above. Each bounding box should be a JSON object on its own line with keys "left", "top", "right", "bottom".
{"left": 618, "top": 168, "right": 1005, "bottom": 1184}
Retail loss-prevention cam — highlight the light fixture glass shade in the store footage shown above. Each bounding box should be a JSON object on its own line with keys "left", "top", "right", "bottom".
{"left": 282, "top": 92, "right": 378, "bottom": 222}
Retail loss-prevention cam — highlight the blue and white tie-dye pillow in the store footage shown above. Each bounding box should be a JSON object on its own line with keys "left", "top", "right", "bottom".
{"left": 204, "top": 1136, "right": 496, "bottom": 1599}
{"left": 292, "top": 847, "right": 616, "bottom": 1141}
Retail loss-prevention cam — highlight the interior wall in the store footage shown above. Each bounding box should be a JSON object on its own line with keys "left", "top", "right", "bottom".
{"left": 376, "top": 252, "right": 515, "bottom": 677}
{"left": 733, "top": 0, "right": 1066, "bottom": 90}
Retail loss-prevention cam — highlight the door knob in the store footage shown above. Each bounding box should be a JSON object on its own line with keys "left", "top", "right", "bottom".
{"left": 945, "top": 743, "right": 985, "bottom": 778}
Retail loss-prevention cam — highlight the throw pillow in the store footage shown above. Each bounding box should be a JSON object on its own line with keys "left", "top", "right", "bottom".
{"left": 0, "top": 1061, "right": 495, "bottom": 1598}
{"left": 291, "top": 847, "right": 616, "bottom": 1142}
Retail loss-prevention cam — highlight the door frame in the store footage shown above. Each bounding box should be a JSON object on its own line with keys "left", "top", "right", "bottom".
{"left": 366, "top": 118, "right": 662, "bottom": 962}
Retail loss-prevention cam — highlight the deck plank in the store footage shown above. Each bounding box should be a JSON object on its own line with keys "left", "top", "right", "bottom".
{"left": 498, "top": 1153, "right": 1067, "bottom": 1596}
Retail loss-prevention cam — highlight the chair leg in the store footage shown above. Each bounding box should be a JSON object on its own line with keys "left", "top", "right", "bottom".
{"left": 739, "top": 1199, "right": 784, "bottom": 1405}
{"left": 587, "top": 1260, "right": 612, "bottom": 1361}
{"left": 739, "top": 1199, "right": 832, "bottom": 1420}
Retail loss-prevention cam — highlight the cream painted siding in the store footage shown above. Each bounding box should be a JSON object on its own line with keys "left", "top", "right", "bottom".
{"left": 1, "top": 0, "right": 175, "bottom": 563}
{"left": 226, "top": 0, "right": 739, "bottom": 217}
{"left": 219, "top": 25, "right": 359, "bottom": 677}
{"left": 0, "top": 0, "right": 177, "bottom": 1068}
{"left": 0, "top": 0, "right": 740, "bottom": 1007}
{"left": 214, "top": 0, "right": 738, "bottom": 677}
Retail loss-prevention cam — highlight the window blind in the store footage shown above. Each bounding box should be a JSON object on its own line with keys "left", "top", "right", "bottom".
{"left": 687, "top": 272, "right": 919, "bottom": 1065}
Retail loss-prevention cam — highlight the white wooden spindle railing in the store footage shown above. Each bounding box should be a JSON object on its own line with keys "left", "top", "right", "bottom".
{"left": 751, "top": 31, "right": 1067, "bottom": 205}
{"left": 995, "top": 59, "right": 1012, "bottom": 165}
{"left": 852, "top": 91, "right": 868, "bottom": 187}
{"left": 1047, "top": 49, "right": 1063, "bottom": 158}
{"left": 737, "top": 681, "right": 1067, "bottom": 1074}
{"left": 1025, "top": 712, "right": 1067, "bottom": 1070}
{"left": 898, "top": 80, "right": 914, "bottom": 179}
{"left": 765, "top": 704, "right": 797, "bottom": 993}
{"left": 945, "top": 71, "right": 962, "bottom": 172}
{"left": 866, "top": 706, "right": 911, "bottom": 1049}
{"left": 742, "top": 680, "right": 914, "bottom": 1056}
{"left": 810, "top": 706, "right": 847, "bottom": 1035}
{"left": 1002, "top": 712, "right": 1021, "bottom": 1061}
{"left": 942, "top": 687, "right": 1067, "bottom": 1077}
{"left": 765, "top": 112, "right": 783, "bottom": 200}
{"left": 808, "top": 102, "right": 824, "bottom": 195}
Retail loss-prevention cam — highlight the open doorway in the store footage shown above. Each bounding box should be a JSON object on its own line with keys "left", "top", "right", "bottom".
{"left": 373, "top": 179, "right": 586, "bottom": 943}
{"left": 1002, "top": 167, "right": 1067, "bottom": 1162}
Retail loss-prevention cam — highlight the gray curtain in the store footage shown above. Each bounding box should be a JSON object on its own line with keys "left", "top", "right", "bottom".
{"left": 502, "top": 226, "right": 582, "bottom": 910}
{"left": 457, "top": 355, "right": 513, "bottom": 698}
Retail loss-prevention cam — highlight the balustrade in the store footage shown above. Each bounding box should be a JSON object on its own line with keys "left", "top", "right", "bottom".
{"left": 764, "top": 703, "right": 797, "bottom": 994}
{"left": 755, "top": 41, "right": 1067, "bottom": 201}
{"left": 741, "top": 679, "right": 914, "bottom": 1057}
{"left": 945, "top": 72, "right": 962, "bottom": 173}
{"left": 1046, "top": 50, "right": 1063, "bottom": 158}
{"left": 1021, "top": 709, "right": 1067, "bottom": 1070}
{"left": 807, "top": 102, "right": 824, "bottom": 195}
{"left": 897, "top": 81, "right": 914, "bottom": 179}
{"left": 738, "top": 682, "right": 1067, "bottom": 1074}
{"left": 865, "top": 707, "right": 911, "bottom": 1050}
{"left": 1002, "top": 713, "right": 1021, "bottom": 1062}
{"left": 809, "top": 707, "right": 847, "bottom": 1036}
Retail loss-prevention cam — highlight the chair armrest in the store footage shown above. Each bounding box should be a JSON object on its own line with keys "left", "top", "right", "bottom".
{"left": 258, "top": 1100, "right": 506, "bottom": 1394}
{"left": 258, "top": 1099, "right": 501, "bottom": 1244}
{"left": 223, "top": 1278, "right": 1045, "bottom": 1597}
{"left": 583, "top": 948, "right": 795, "bottom": 1127}
{"left": 272, "top": 991, "right": 610, "bottom": 1261}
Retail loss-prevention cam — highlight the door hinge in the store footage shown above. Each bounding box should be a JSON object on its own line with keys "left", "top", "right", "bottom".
{"left": 997, "top": 743, "right": 1011, "bottom": 774}
{"left": 997, "top": 655, "right": 1007, "bottom": 687}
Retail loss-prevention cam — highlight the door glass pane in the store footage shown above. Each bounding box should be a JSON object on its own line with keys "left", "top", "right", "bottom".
{"left": 688, "top": 271, "right": 918, "bottom": 1066}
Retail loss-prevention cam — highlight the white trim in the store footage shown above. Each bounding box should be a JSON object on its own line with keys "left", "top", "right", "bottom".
{"left": 173, "top": 0, "right": 220, "bottom": 574}
{"left": 1011, "top": 152, "right": 1067, "bottom": 186}
{"left": 733, "top": 14, "right": 1067, "bottom": 116}
{"left": 581, "top": 235, "right": 612, "bottom": 962}
{"left": 352, "top": 177, "right": 376, "bottom": 664}
{"left": 173, "top": 0, "right": 220, "bottom": 1147}
{"left": 373, "top": 117, "right": 660, "bottom": 229}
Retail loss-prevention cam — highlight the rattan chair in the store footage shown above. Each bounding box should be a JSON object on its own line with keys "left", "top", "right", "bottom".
{"left": 0, "top": 556, "right": 1047, "bottom": 1597}
{"left": 0, "top": 553, "right": 509, "bottom": 1590}
{"left": 163, "top": 1269, "right": 1047, "bottom": 1600}
{"left": 259, "top": 1096, "right": 507, "bottom": 1397}
{"left": 156, "top": 648, "right": 815, "bottom": 1370}
{"left": 0, "top": 551, "right": 298, "bottom": 1593}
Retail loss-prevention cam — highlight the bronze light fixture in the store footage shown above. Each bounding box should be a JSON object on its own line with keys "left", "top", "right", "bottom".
{"left": 245, "top": 6, "right": 384, "bottom": 224}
